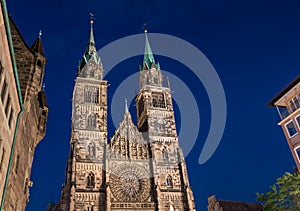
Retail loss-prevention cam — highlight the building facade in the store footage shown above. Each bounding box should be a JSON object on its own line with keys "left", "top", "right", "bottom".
{"left": 268, "top": 75, "right": 300, "bottom": 171}
{"left": 0, "top": 2, "right": 48, "bottom": 210}
{"left": 0, "top": 1, "right": 22, "bottom": 206}
{"left": 53, "top": 21, "right": 195, "bottom": 211}
{"left": 207, "top": 195, "right": 263, "bottom": 211}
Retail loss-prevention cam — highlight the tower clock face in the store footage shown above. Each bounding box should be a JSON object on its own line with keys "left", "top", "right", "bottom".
{"left": 110, "top": 163, "right": 150, "bottom": 202}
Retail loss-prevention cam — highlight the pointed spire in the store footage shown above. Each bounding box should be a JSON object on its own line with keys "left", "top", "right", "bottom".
{"left": 31, "top": 30, "right": 44, "bottom": 55}
{"left": 125, "top": 98, "right": 129, "bottom": 114}
{"left": 78, "top": 15, "right": 101, "bottom": 74}
{"left": 89, "top": 19, "right": 95, "bottom": 46}
{"left": 85, "top": 15, "right": 96, "bottom": 54}
{"left": 143, "top": 30, "right": 155, "bottom": 69}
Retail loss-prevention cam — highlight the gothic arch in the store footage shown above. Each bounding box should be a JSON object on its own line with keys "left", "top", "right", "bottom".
{"left": 89, "top": 70, "right": 95, "bottom": 78}
{"left": 87, "top": 141, "right": 96, "bottom": 157}
{"left": 87, "top": 114, "right": 96, "bottom": 128}
{"left": 86, "top": 172, "right": 95, "bottom": 188}
{"left": 166, "top": 175, "right": 173, "bottom": 188}
{"left": 84, "top": 89, "right": 92, "bottom": 102}
{"left": 162, "top": 147, "right": 169, "bottom": 160}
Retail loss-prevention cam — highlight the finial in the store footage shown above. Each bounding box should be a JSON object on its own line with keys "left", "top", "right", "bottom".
{"left": 90, "top": 13, "right": 94, "bottom": 24}
{"left": 125, "top": 98, "right": 129, "bottom": 114}
{"left": 39, "top": 30, "right": 42, "bottom": 38}
{"left": 143, "top": 23, "right": 148, "bottom": 33}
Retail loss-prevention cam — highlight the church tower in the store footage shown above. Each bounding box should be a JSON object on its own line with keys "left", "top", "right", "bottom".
{"left": 135, "top": 32, "right": 195, "bottom": 210}
{"left": 60, "top": 19, "right": 108, "bottom": 211}
{"left": 55, "top": 22, "right": 195, "bottom": 211}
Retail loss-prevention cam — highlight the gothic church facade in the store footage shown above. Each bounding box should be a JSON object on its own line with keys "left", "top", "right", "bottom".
{"left": 52, "top": 21, "right": 195, "bottom": 211}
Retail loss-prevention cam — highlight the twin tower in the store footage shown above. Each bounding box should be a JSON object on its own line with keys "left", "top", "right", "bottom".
{"left": 53, "top": 20, "right": 196, "bottom": 211}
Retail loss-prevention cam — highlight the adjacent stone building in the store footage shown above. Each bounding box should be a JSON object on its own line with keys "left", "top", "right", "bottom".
{"left": 0, "top": 1, "right": 48, "bottom": 210}
{"left": 268, "top": 75, "right": 300, "bottom": 171}
{"left": 207, "top": 195, "right": 263, "bottom": 211}
{"left": 52, "top": 21, "right": 195, "bottom": 211}
{"left": 0, "top": 0, "right": 22, "bottom": 206}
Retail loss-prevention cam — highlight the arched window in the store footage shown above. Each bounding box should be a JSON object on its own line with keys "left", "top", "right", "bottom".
{"left": 87, "top": 142, "right": 96, "bottom": 157}
{"left": 162, "top": 148, "right": 168, "bottom": 160}
{"left": 87, "top": 172, "right": 95, "bottom": 187}
{"left": 87, "top": 114, "right": 96, "bottom": 128}
{"left": 92, "top": 89, "right": 99, "bottom": 103}
{"left": 85, "top": 90, "right": 92, "bottom": 102}
{"left": 90, "top": 70, "right": 94, "bottom": 78}
{"left": 166, "top": 175, "right": 173, "bottom": 188}
{"left": 152, "top": 92, "right": 166, "bottom": 108}
{"left": 88, "top": 207, "right": 94, "bottom": 211}
{"left": 37, "top": 60, "right": 42, "bottom": 68}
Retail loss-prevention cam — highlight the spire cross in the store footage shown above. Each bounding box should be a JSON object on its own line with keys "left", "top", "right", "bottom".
{"left": 143, "top": 23, "right": 148, "bottom": 33}
{"left": 90, "top": 13, "right": 94, "bottom": 24}
{"left": 88, "top": 13, "right": 95, "bottom": 47}
{"left": 39, "top": 30, "right": 42, "bottom": 38}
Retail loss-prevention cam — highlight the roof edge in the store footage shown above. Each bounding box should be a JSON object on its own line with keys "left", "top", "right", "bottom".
{"left": 267, "top": 74, "right": 300, "bottom": 107}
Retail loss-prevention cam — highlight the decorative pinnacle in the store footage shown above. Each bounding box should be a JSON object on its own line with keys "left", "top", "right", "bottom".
{"left": 125, "top": 98, "right": 129, "bottom": 114}
{"left": 90, "top": 13, "right": 94, "bottom": 23}
{"left": 88, "top": 13, "right": 95, "bottom": 46}
{"left": 143, "top": 23, "right": 148, "bottom": 33}
{"left": 39, "top": 30, "right": 42, "bottom": 38}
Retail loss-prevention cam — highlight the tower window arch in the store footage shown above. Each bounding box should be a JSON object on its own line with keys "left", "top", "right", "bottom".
{"left": 152, "top": 92, "right": 166, "bottom": 108}
{"left": 87, "top": 142, "right": 96, "bottom": 157}
{"left": 37, "top": 60, "right": 43, "bottom": 68}
{"left": 92, "top": 88, "right": 99, "bottom": 103}
{"left": 84, "top": 87, "right": 99, "bottom": 103}
{"left": 88, "top": 206, "right": 94, "bottom": 211}
{"left": 162, "top": 148, "right": 168, "bottom": 160}
{"left": 85, "top": 89, "right": 92, "bottom": 102}
{"left": 90, "top": 70, "right": 94, "bottom": 78}
{"left": 87, "top": 114, "right": 96, "bottom": 128}
{"left": 166, "top": 175, "right": 173, "bottom": 188}
{"left": 87, "top": 172, "right": 95, "bottom": 187}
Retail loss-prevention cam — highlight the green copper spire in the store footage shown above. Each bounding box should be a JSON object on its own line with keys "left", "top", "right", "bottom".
{"left": 82, "top": 18, "right": 100, "bottom": 63}
{"left": 143, "top": 30, "right": 155, "bottom": 69}
{"left": 86, "top": 19, "right": 96, "bottom": 54}
{"left": 89, "top": 19, "right": 95, "bottom": 46}
{"left": 78, "top": 17, "right": 101, "bottom": 75}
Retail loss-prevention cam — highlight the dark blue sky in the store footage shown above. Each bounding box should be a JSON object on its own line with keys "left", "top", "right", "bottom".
{"left": 6, "top": 0, "right": 300, "bottom": 210}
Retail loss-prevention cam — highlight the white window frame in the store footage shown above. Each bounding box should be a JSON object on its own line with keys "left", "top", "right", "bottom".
{"left": 294, "top": 145, "right": 300, "bottom": 164}
{"left": 295, "top": 114, "right": 300, "bottom": 130}
{"left": 285, "top": 120, "right": 298, "bottom": 138}
{"left": 289, "top": 95, "right": 300, "bottom": 112}
{"left": 293, "top": 96, "right": 300, "bottom": 109}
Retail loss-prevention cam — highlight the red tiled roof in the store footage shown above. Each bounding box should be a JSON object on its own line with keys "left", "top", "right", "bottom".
{"left": 218, "top": 200, "right": 263, "bottom": 211}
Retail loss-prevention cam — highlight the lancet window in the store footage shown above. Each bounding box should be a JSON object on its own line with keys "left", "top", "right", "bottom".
{"left": 87, "top": 172, "right": 95, "bottom": 187}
